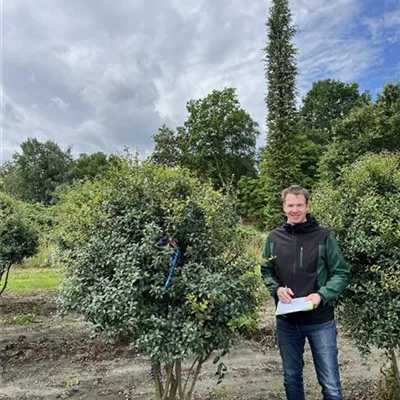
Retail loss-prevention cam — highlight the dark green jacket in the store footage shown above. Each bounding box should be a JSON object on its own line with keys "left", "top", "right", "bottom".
{"left": 261, "top": 215, "right": 351, "bottom": 324}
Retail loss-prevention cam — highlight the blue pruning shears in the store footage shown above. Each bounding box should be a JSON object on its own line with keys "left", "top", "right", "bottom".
{"left": 157, "top": 237, "right": 180, "bottom": 291}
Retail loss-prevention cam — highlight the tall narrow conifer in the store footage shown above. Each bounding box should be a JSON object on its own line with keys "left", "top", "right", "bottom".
{"left": 261, "top": 0, "right": 300, "bottom": 228}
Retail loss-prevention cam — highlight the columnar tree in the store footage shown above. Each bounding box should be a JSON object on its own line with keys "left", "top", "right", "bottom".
{"left": 261, "top": 0, "right": 301, "bottom": 228}
{"left": 58, "top": 156, "right": 262, "bottom": 400}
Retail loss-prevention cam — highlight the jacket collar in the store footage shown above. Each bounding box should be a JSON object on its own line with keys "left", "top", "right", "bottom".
{"left": 282, "top": 214, "right": 319, "bottom": 234}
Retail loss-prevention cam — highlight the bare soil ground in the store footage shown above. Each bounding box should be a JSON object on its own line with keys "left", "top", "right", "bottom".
{"left": 0, "top": 291, "right": 382, "bottom": 399}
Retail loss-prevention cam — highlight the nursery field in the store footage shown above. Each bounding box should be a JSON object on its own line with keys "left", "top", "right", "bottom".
{"left": 0, "top": 287, "right": 382, "bottom": 400}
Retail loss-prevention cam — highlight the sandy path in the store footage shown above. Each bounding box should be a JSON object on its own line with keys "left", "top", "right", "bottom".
{"left": 0, "top": 291, "right": 381, "bottom": 399}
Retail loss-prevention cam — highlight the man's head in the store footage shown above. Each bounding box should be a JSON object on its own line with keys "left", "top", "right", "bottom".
{"left": 281, "top": 185, "right": 310, "bottom": 225}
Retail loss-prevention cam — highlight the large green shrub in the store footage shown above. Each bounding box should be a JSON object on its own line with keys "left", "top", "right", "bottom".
{"left": 312, "top": 153, "right": 400, "bottom": 393}
{"left": 58, "top": 156, "right": 262, "bottom": 400}
{"left": 0, "top": 193, "right": 39, "bottom": 294}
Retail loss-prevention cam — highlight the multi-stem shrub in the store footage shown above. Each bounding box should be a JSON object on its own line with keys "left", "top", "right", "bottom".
{"left": 58, "top": 156, "right": 262, "bottom": 400}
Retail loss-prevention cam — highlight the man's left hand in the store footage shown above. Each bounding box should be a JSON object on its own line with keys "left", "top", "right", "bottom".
{"left": 305, "top": 293, "right": 322, "bottom": 308}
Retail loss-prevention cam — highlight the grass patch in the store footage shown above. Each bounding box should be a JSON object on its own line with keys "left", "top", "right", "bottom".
{"left": 3, "top": 267, "right": 65, "bottom": 292}
{"left": 1, "top": 313, "right": 37, "bottom": 325}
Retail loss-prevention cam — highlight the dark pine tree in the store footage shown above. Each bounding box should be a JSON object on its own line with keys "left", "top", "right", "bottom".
{"left": 260, "top": 0, "right": 301, "bottom": 228}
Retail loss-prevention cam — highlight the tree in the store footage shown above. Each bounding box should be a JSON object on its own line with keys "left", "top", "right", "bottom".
{"left": 151, "top": 88, "right": 260, "bottom": 189}
{"left": 295, "top": 133, "right": 321, "bottom": 189}
{"left": 300, "top": 79, "right": 370, "bottom": 146}
{"left": 151, "top": 125, "right": 182, "bottom": 168}
{"left": 297, "top": 79, "right": 370, "bottom": 186}
{"left": 236, "top": 175, "right": 266, "bottom": 223}
{"left": 58, "top": 156, "right": 262, "bottom": 400}
{"left": 1, "top": 138, "right": 74, "bottom": 204}
{"left": 312, "top": 153, "right": 400, "bottom": 395}
{"left": 0, "top": 193, "right": 39, "bottom": 295}
{"left": 0, "top": 163, "right": 23, "bottom": 200}
{"left": 261, "top": 0, "right": 301, "bottom": 228}
{"left": 319, "top": 82, "right": 400, "bottom": 183}
{"left": 68, "top": 152, "right": 110, "bottom": 182}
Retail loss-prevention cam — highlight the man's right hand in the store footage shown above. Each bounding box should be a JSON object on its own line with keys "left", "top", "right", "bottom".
{"left": 277, "top": 286, "right": 294, "bottom": 303}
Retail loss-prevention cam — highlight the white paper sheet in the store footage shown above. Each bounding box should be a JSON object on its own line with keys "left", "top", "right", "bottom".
{"left": 275, "top": 297, "right": 314, "bottom": 316}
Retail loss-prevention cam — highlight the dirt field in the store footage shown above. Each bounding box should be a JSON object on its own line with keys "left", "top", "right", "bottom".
{"left": 0, "top": 291, "right": 382, "bottom": 399}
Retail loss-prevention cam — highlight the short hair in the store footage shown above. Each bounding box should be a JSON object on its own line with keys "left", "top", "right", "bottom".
{"left": 281, "top": 185, "right": 310, "bottom": 204}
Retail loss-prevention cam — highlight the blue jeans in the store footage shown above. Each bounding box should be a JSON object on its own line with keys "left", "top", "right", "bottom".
{"left": 276, "top": 318, "right": 342, "bottom": 400}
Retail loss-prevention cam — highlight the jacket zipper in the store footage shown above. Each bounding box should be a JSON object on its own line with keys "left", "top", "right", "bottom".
{"left": 300, "top": 246, "right": 304, "bottom": 269}
{"left": 292, "top": 230, "right": 297, "bottom": 293}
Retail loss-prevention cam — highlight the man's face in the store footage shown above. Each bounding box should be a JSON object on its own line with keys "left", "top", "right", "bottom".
{"left": 283, "top": 194, "right": 309, "bottom": 225}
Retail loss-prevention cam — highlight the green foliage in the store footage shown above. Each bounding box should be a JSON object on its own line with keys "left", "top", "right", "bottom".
{"left": 16, "top": 202, "right": 62, "bottom": 271}
{"left": 178, "top": 88, "right": 259, "bottom": 188}
{"left": 261, "top": 0, "right": 301, "bottom": 229}
{"left": 312, "top": 153, "right": 400, "bottom": 353}
{"left": 295, "top": 133, "right": 321, "bottom": 189}
{"left": 151, "top": 124, "right": 181, "bottom": 168}
{"left": 68, "top": 152, "right": 110, "bottom": 182}
{"left": 54, "top": 175, "right": 112, "bottom": 250}
{"left": 58, "top": 156, "right": 262, "bottom": 399}
{"left": 236, "top": 176, "right": 266, "bottom": 222}
{"left": 0, "top": 193, "right": 39, "bottom": 294}
{"left": 235, "top": 224, "right": 266, "bottom": 261}
{"left": 0, "top": 138, "right": 74, "bottom": 204}
{"left": 19, "top": 202, "right": 57, "bottom": 242}
{"left": 320, "top": 82, "right": 400, "bottom": 184}
{"left": 297, "top": 79, "right": 370, "bottom": 186}
{"left": 151, "top": 88, "right": 259, "bottom": 190}
{"left": 17, "top": 244, "right": 61, "bottom": 269}
{"left": 300, "top": 79, "right": 370, "bottom": 146}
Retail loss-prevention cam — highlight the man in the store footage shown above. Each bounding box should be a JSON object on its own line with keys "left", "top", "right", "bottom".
{"left": 261, "top": 185, "right": 351, "bottom": 400}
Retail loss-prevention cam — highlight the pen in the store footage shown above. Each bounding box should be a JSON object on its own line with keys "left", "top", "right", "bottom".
{"left": 285, "top": 285, "right": 294, "bottom": 296}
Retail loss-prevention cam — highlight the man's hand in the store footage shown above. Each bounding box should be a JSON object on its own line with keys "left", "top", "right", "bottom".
{"left": 277, "top": 286, "right": 294, "bottom": 303}
{"left": 305, "top": 293, "right": 322, "bottom": 308}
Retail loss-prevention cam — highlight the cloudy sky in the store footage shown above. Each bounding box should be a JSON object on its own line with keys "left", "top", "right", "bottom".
{"left": 1, "top": 0, "right": 399, "bottom": 163}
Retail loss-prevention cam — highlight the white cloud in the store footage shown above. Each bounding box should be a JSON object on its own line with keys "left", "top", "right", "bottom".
{"left": 50, "top": 97, "right": 70, "bottom": 112}
{"left": 1, "top": 93, "right": 116, "bottom": 162}
{"left": 1, "top": 0, "right": 397, "bottom": 162}
{"left": 362, "top": 9, "right": 400, "bottom": 42}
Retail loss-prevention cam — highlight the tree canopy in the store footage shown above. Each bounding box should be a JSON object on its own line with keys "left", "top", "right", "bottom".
{"left": 319, "top": 82, "right": 400, "bottom": 183}
{"left": 152, "top": 88, "right": 259, "bottom": 189}
{"left": 295, "top": 79, "right": 370, "bottom": 186}
{"left": 68, "top": 152, "right": 110, "bottom": 182}
{"left": 151, "top": 125, "right": 181, "bottom": 168}
{"left": 0, "top": 138, "right": 73, "bottom": 204}
{"left": 300, "top": 79, "right": 370, "bottom": 146}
